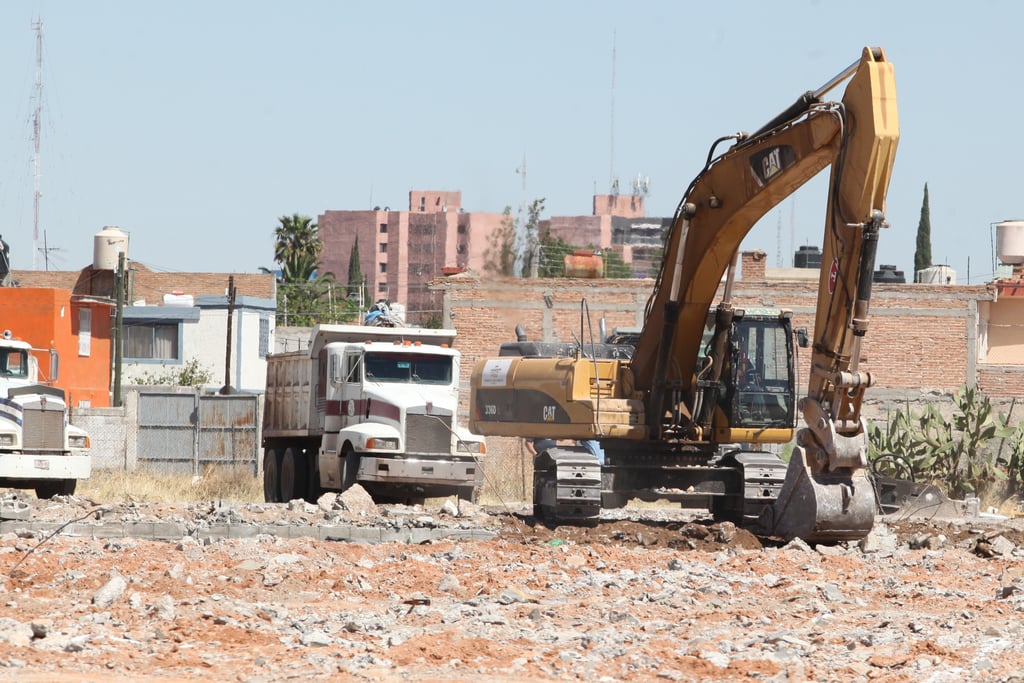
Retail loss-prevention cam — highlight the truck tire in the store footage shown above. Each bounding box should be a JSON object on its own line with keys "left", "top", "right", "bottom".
{"left": 263, "top": 448, "right": 283, "bottom": 503}
{"left": 280, "top": 447, "right": 307, "bottom": 502}
{"left": 305, "top": 450, "right": 323, "bottom": 503}
{"left": 341, "top": 447, "right": 359, "bottom": 492}
{"left": 35, "top": 479, "right": 76, "bottom": 499}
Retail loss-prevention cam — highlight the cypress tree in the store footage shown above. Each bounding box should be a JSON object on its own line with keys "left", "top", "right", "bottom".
{"left": 914, "top": 183, "right": 932, "bottom": 281}
{"left": 347, "top": 237, "right": 363, "bottom": 299}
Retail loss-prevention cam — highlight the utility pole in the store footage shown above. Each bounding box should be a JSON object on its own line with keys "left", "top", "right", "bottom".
{"left": 31, "top": 18, "right": 43, "bottom": 270}
{"left": 222, "top": 276, "right": 236, "bottom": 394}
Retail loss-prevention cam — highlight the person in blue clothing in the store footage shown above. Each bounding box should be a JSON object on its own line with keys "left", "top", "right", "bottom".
{"left": 525, "top": 438, "right": 557, "bottom": 457}
{"left": 577, "top": 439, "right": 606, "bottom": 466}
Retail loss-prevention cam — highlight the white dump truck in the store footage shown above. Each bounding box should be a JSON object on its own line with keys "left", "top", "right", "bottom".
{"left": 0, "top": 332, "right": 90, "bottom": 498}
{"left": 261, "top": 324, "right": 486, "bottom": 503}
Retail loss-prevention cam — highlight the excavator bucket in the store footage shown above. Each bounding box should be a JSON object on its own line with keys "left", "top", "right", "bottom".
{"left": 764, "top": 446, "right": 876, "bottom": 542}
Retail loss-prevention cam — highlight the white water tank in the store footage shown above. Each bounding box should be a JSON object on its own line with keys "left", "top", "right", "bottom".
{"left": 996, "top": 220, "right": 1024, "bottom": 266}
{"left": 93, "top": 226, "right": 129, "bottom": 271}
{"left": 163, "top": 290, "right": 194, "bottom": 307}
{"left": 917, "top": 265, "right": 956, "bottom": 285}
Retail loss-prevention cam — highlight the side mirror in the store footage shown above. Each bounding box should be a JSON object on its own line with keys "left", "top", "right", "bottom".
{"left": 795, "top": 328, "right": 810, "bottom": 348}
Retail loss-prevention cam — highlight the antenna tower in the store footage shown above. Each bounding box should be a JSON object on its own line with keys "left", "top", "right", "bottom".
{"left": 609, "top": 31, "right": 616, "bottom": 193}
{"left": 31, "top": 18, "right": 44, "bottom": 271}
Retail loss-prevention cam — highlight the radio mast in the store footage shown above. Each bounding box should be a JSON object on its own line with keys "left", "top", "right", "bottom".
{"left": 31, "top": 18, "right": 44, "bottom": 271}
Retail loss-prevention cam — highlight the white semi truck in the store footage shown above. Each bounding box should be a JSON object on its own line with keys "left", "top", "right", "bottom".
{"left": 0, "top": 332, "right": 90, "bottom": 498}
{"left": 261, "top": 324, "right": 486, "bottom": 504}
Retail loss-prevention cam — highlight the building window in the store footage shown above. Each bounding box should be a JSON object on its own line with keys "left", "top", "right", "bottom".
{"left": 124, "top": 322, "right": 180, "bottom": 361}
{"left": 379, "top": 243, "right": 387, "bottom": 253}
{"left": 259, "top": 317, "right": 270, "bottom": 359}
{"left": 419, "top": 196, "right": 426, "bottom": 211}
{"left": 78, "top": 308, "right": 92, "bottom": 357}
{"left": 379, "top": 223, "right": 388, "bottom": 234}
{"left": 378, "top": 283, "right": 388, "bottom": 293}
{"left": 379, "top": 263, "right": 387, "bottom": 273}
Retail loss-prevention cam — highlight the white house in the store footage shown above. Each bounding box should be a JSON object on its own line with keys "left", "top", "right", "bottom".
{"left": 122, "top": 294, "right": 276, "bottom": 392}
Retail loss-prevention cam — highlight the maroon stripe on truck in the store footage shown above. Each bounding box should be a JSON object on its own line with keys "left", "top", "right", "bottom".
{"left": 367, "top": 399, "right": 401, "bottom": 422}
{"left": 327, "top": 398, "right": 402, "bottom": 421}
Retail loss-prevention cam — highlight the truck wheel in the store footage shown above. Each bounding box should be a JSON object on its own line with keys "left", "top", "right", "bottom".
{"left": 263, "top": 448, "right": 283, "bottom": 503}
{"left": 305, "top": 450, "right": 323, "bottom": 503}
{"left": 341, "top": 447, "right": 359, "bottom": 492}
{"left": 457, "top": 486, "right": 479, "bottom": 504}
{"left": 35, "top": 479, "right": 76, "bottom": 499}
{"left": 280, "top": 447, "right": 308, "bottom": 502}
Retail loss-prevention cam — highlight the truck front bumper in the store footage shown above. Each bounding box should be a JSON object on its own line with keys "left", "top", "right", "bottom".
{"left": 357, "top": 454, "right": 483, "bottom": 488}
{"left": 0, "top": 453, "right": 91, "bottom": 480}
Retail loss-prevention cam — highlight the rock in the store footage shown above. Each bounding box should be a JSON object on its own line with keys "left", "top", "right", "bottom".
{"left": 148, "top": 594, "right": 176, "bottom": 621}
{"left": 92, "top": 572, "right": 127, "bottom": 609}
{"left": 715, "top": 522, "right": 737, "bottom": 543}
{"left": 299, "top": 631, "right": 333, "bottom": 647}
{"left": 819, "top": 583, "right": 845, "bottom": 604}
{"left": 438, "top": 574, "right": 460, "bottom": 593}
{"left": 337, "top": 485, "right": 378, "bottom": 516}
{"left": 497, "top": 587, "right": 539, "bottom": 605}
{"left": 782, "top": 537, "right": 813, "bottom": 553}
{"left": 0, "top": 618, "right": 33, "bottom": 647}
{"left": 316, "top": 492, "right": 338, "bottom": 512}
{"left": 440, "top": 499, "right": 460, "bottom": 517}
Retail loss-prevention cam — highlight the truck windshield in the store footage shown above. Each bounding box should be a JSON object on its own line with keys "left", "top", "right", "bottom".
{"left": 0, "top": 349, "right": 28, "bottom": 379}
{"left": 364, "top": 353, "right": 453, "bottom": 385}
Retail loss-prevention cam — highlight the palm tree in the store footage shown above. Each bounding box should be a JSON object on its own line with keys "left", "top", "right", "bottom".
{"left": 274, "top": 214, "right": 321, "bottom": 283}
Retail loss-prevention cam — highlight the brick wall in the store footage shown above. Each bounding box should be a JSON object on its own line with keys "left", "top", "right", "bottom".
{"left": 433, "top": 274, "right": 1024, "bottom": 423}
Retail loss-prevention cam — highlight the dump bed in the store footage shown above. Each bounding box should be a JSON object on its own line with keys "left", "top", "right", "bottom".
{"left": 262, "top": 350, "right": 319, "bottom": 438}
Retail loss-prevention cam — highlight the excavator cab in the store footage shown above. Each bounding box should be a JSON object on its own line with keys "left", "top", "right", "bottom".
{"left": 695, "top": 309, "right": 798, "bottom": 444}
{"left": 724, "top": 312, "right": 796, "bottom": 430}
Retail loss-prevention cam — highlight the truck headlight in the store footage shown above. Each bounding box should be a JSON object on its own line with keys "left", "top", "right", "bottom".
{"left": 0, "top": 434, "right": 16, "bottom": 447}
{"left": 457, "top": 440, "right": 486, "bottom": 454}
{"left": 69, "top": 435, "right": 90, "bottom": 449}
{"left": 366, "top": 437, "right": 399, "bottom": 450}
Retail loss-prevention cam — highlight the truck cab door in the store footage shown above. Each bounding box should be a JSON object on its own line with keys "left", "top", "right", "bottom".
{"left": 338, "top": 351, "right": 364, "bottom": 429}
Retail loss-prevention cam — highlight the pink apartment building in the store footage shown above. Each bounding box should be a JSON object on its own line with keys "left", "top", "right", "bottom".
{"left": 317, "top": 190, "right": 666, "bottom": 324}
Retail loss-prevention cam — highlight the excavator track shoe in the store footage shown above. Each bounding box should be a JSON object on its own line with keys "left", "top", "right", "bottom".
{"left": 533, "top": 448, "right": 602, "bottom": 525}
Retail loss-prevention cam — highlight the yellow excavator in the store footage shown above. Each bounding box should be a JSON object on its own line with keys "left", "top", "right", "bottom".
{"left": 469, "top": 47, "right": 899, "bottom": 542}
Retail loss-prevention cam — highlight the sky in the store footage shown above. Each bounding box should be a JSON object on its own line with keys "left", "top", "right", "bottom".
{"left": 0, "top": 1, "right": 1021, "bottom": 283}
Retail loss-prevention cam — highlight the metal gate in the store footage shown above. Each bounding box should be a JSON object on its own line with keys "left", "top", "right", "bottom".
{"left": 137, "top": 390, "right": 258, "bottom": 475}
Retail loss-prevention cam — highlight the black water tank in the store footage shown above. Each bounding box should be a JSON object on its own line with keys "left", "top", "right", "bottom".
{"left": 873, "top": 264, "right": 905, "bottom": 284}
{"left": 794, "top": 245, "right": 822, "bottom": 269}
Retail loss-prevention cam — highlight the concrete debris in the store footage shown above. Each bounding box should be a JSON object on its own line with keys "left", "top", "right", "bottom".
{"left": 0, "top": 496, "right": 1022, "bottom": 681}
{"left": 337, "top": 485, "right": 379, "bottom": 516}
{"left": 91, "top": 571, "right": 127, "bottom": 609}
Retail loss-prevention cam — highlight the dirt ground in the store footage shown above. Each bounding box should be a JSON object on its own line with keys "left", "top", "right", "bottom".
{"left": 1, "top": 494, "right": 1023, "bottom": 682}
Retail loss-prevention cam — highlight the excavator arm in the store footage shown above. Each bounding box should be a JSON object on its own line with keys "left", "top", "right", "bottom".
{"left": 629, "top": 48, "right": 898, "bottom": 541}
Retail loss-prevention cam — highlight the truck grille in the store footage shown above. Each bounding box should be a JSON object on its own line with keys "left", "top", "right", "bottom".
{"left": 406, "top": 413, "right": 452, "bottom": 454}
{"left": 23, "top": 407, "right": 65, "bottom": 450}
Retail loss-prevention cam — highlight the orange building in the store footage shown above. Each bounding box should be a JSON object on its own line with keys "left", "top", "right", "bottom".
{"left": 0, "top": 288, "right": 113, "bottom": 408}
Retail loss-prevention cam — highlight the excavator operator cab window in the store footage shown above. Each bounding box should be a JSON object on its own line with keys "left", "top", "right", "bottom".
{"left": 722, "top": 317, "right": 795, "bottom": 428}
